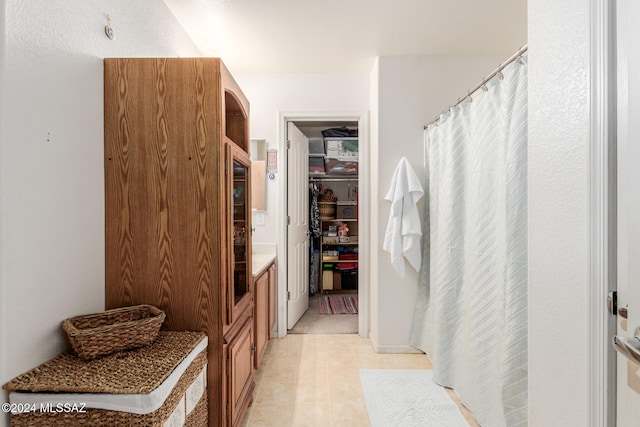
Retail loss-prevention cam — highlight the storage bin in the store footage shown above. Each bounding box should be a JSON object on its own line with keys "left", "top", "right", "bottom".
{"left": 323, "top": 270, "right": 333, "bottom": 290}
{"left": 324, "top": 138, "right": 358, "bottom": 158}
{"left": 336, "top": 262, "right": 358, "bottom": 270}
{"left": 340, "top": 269, "right": 358, "bottom": 290}
{"left": 336, "top": 201, "right": 357, "bottom": 219}
{"left": 322, "top": 251, "right": 339, "bottom": 261}
{"left": 309, "top": 138, "right": 325, "bottom": 155}
{"left": 308, "top": 156, "right": 325, "bottom": 174}
{"left": 332, "top": 271, "right": 342, "bottom": 290}
{"left": 324, "top": 158, "right": 358, "bottom": 175}
{"left": 3, "top": 331, "right": 208, "bottom": 427}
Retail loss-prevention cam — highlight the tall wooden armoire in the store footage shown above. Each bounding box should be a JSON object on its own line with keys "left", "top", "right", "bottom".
{"left": 104, "top": 58, "right": 254, "bottom": 427}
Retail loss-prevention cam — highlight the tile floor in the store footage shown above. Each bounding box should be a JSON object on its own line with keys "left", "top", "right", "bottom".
{"left": 241, "top": 334, "right": 479, "bottom": 427}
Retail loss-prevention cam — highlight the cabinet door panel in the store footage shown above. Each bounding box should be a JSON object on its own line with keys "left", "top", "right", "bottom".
{"left": 268, "top": 264, "right": 277, "bottom": 338}
{"left": 228, "top": 319, "right": 254, "bottom": 426}
{"left": 255, "top": 271, "right": 269, "bottom": 369}
{"left": 226, "top": 143, "right": 253, "bottom": 326}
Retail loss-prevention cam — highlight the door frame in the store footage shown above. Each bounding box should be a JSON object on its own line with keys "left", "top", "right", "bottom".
{"left": 276, "top": 111, "right": 370, "bottom": 338}
{"left": 589, "top": 0, "right": 617, "bottom": 425}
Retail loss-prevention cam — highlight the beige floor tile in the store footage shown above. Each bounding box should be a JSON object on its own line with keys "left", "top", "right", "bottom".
{"left": 383, "top": 352, "right": 432, "bottom": 369}
{"left": 330, "top": 402, "right": 371, "bottom": 427}
{"left": 261, "top": 366, "right": 298, "bottom": 384}
{"left": 245, "top": 403, "right": 293, "bottom": 427}
{"left": 327, "top": 358, "right": 359, "bottom": 374}
{"left": 296, "top": 365, "right": 329, "bottom": 384}
{"left": 299, "top": 335, "right": 324, "bottom": 348}
{"left": 298, "top": 352, "right": 329, "bottom": 367}
{"left": 293, "top": 381, "right": 330, "bottom": 404}
{"left": 353, "top": 352, "right": 388, "bottom": 369}
{"left": 266, "top": 350, "right": 301, "bottom": 366}
{"left": 254, "top": 381, "right": 296, "bottom": 405}
{"left": 246, "top": 333, "right": 479, "bottom": 427}
{"left": 328, "top": 376, "right": 365, "bottom": 403}
{"left": 290, "top": 403, "right": 332, "bottom": 426}
{"left": 328, "top": 365, "right": 361, "bottom": 385}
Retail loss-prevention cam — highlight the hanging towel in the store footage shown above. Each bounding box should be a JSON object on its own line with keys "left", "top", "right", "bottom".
{"left": 383, "top": 157, "right": 424, "bottom": 277}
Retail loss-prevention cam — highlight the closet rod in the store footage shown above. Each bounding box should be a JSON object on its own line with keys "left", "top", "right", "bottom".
{"left": 423, "top": 44, "right": 528, "bottom": 129}
{"left": 309, "top": 177, "right": 358, "bottom": 182}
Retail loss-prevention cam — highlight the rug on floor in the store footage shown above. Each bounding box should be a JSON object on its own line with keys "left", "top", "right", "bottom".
{"left": 360, "top": 369, "right": 469, "bottom": 427}
{"left": 288, "top": 294, "right": 358, "bottom": 334}
{"left": 318, "top": 295, "right": 358, "bottom": 315}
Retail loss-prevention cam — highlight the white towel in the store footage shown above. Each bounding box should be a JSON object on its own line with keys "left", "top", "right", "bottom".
{"left": 383, "top": 157, "right": 424, "bottom": 277}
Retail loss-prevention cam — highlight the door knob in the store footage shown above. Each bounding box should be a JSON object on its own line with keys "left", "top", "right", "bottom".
{"left": 613, "top": 327, "right": 640, "bottom": 366}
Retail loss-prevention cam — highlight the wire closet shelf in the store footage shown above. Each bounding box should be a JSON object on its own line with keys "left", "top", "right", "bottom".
{"left": 423, "top": 44, "right": 528, "bottom": 129}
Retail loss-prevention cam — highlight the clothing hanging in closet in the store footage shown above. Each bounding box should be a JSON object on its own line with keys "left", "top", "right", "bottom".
{"left": 309, "top": 183, "right": 321, "bottom": 295}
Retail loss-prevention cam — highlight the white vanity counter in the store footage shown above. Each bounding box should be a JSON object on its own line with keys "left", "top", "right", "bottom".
{"left": 252, "top": 243, "right": 276, "bottom": 277}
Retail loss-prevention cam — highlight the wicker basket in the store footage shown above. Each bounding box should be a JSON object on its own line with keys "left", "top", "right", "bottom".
{"left": 318, "top": 189, "right": 337, "bottom": 220}
{"left": 62, "top": 305, "right": 165, "bottom": 360}
{"left": 318, "top": 189, "right": 337, "bottom": 202}
{"left": 318, "top": 201, "right": 336, "bottom": 220}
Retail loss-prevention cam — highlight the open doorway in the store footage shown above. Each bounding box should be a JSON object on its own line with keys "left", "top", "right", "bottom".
{"left": 278, "top": 113, "right": 369, "bottom": 338}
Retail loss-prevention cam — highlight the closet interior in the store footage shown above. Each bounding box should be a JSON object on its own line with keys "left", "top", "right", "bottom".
{"left": 297, "top": 122, "right": 359, "bottom": 298}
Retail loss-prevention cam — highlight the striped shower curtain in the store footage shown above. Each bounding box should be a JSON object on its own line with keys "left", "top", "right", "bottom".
{"left": 411, "top": 57, "right": 528, "bottom": 426}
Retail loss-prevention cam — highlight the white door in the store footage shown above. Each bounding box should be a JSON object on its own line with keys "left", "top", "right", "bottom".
{"left": 286, "top": 122, "right": 309, "bottom": 329}
{"left": 615, "top": 1, "right": 640, "bottom": 424}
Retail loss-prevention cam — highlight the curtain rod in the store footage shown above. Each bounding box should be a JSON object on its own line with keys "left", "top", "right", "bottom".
{"left": 423, "top": 44, "right": 528, "bottom": 129}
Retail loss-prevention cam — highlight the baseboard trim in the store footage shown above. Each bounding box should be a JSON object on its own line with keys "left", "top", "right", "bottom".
{"left": 372, "top": 344, "right": 424, "bottom": 354}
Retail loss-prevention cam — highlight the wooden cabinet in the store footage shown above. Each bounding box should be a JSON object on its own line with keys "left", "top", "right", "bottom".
{"left": 253, "top": 265, "right": 270, "bottom": 369}
{"left": 226, "top": 143, "right": 252, "bottom": 327}
{"left": 104, "top": 58, "right": 252, "bottom": 427}
{"left": 268, "top": 263, "right": 277, "bottom": 336}
{"left": 253, "top": 260, "right": 277, "bottom": 369}
{"left": 224, "top": 310, "right": 254, "bottom": 427}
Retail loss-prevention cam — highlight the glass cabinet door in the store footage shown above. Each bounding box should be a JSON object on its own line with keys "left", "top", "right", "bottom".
{"left": 233, "top": 158, "right": 248, "bottom": 302}
{"left": 227, "top": 143, "right": 252, "bottom": 324}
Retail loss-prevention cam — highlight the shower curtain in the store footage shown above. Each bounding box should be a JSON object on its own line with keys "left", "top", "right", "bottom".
{"left": 411, "top": 57, "right": 528, "bottom": 426}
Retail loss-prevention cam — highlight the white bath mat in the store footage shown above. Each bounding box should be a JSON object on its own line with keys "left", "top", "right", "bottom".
{"left": 360, "top": 369, "right": 469, "bottom": 427}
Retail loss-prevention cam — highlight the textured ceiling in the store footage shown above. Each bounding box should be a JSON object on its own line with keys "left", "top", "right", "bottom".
{"left": 164, "top": 0, "right": 527, "bottom": 74}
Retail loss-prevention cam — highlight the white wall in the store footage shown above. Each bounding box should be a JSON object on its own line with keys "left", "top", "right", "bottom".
{"left": 0, "top": 2, "right": 201, "bottom": 425}
{"left": 370, "top": 55, "right": 506, "bottom": 352}
{"left": 233, "top": 72, "right": 370, "bottom": 243}
{"left": 528, "top": 0, "right": 591, "bottom": 424}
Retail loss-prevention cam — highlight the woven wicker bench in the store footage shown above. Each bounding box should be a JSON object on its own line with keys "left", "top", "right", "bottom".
{"left": 3, "top": 331, "right": 208, "bottom": 427}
